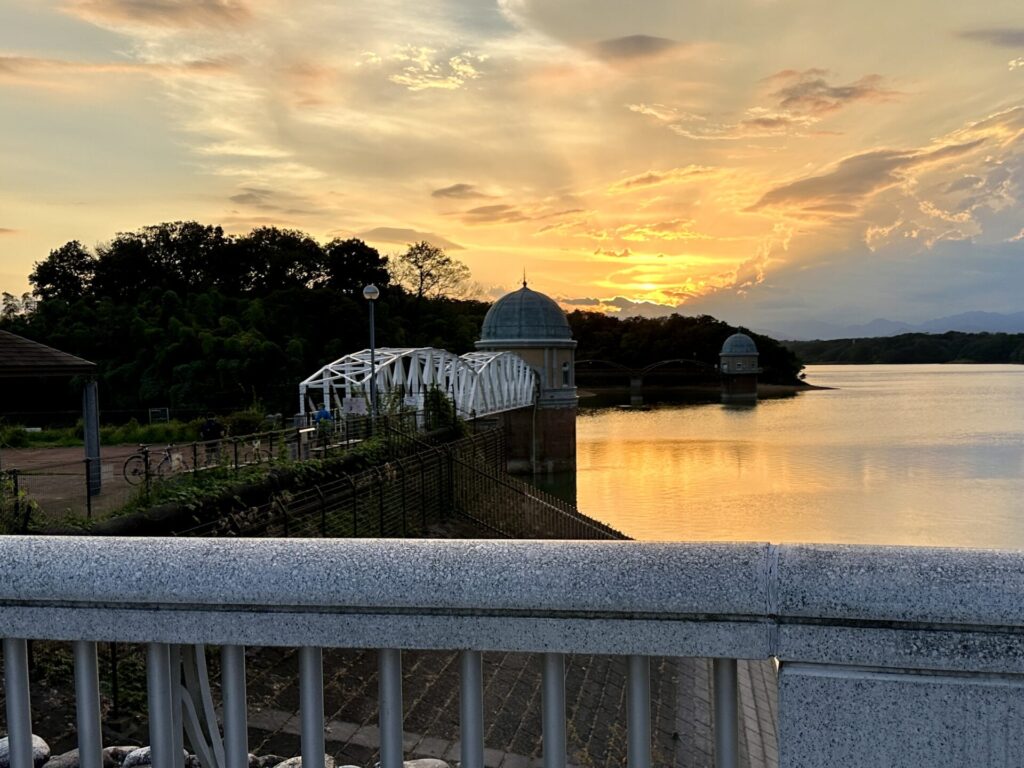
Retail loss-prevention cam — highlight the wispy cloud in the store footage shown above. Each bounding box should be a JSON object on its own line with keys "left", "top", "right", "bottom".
{"left": 358, "top": 227, "right": 464, "bottom": 251}
{"left": 617, "top": 219, "right": 700, "bottom": 242}
{"left": 461, "top": 204, "right": 530, "bottom": 224}
{"left": 432, "top": 183, "right": 490, "bottom": 199}
{"left": 607, "top": 165, "right": 716, "bottom": 193}
{"left": 0, "top": 54, "right": 230, "bottom": 89}
{"left": 766, "top": 69, "right": 900, "bottom": 115}
{"left": 749, "top": 140, "right": 985, "bottom": 213}
{"left": 227, "top": 186, "right": 324, "bottom": 216}
{"left": 629, "top": 70, "right": 899, "bottom": 141}
{"left": 958, "top": 28, "right": 1024, "bottom": 48}
{"left": 386, "top": 47, "right": 488, "bottom": 91}
{"left": 63, "top": 0, "right": 254, "bottom": 30}
{"left": 590, "top": 35, "right": 679, "bottom": 61}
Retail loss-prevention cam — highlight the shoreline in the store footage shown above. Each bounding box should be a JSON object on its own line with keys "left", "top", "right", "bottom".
{"left": 578, "top": 380, "right": 833, "bottom": 401}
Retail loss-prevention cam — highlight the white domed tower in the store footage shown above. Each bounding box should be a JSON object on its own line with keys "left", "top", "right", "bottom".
{"left": 720, "top": 332, "right": 760, "bottom": 403}
{"left": 476, "top": 282, "right": 577, "bottom": 472}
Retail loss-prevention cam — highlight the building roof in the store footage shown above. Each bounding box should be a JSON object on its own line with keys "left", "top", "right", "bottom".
{"left": 720, "top": 332, "right": 758, "bottom": 357}
{"left": 480, "top": 284, "right": 573, "bottom": 342}
{"left": 0, "top": 330, "right": 97, "bottom": 378}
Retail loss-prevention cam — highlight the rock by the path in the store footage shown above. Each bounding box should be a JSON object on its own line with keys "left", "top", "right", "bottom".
{"left": 119, "top": 747, "right": 189, "bottom": 768}
{"left": 254, "top": 755, "right": 286, "bottom": 768}
{"left": 374, "top": 762, "right": 449, "bottom": 768}
{"left": 41, "top": 749, "right": 80, "bottom": 768}
{"left": 0, "top": 734, "right": 51, "bottom": 768}
{"left": 270, "top": 757, "right": 335, "bottom": 768}
{"left": 101, "top": 747, "right": 139, "bottom": 768}
{"left": 43, "top": 747, "right": 122, "bottom": 768}
{"left": 119, "top": 748, "right": 151, "bottom": 768}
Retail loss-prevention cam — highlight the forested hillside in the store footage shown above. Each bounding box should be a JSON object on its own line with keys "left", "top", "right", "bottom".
{"left": 1, "top": 221, "right": 803, "bottom": 422}
{"left": 785, "top": 332, "right": 1024, "bottom": 364}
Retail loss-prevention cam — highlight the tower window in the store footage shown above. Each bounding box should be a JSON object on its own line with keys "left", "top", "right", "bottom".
{"left": 562, "top": 361, "right": 570, "bottom": 386}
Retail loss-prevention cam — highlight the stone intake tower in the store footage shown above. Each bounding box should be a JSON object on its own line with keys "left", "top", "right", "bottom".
{"left": 476, "top": 283, "right": 577, "bottom": 473}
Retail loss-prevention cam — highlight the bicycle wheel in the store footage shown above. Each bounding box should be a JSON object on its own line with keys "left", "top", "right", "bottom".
{"left": 168, "top": 450, "right": 191, "bottom": 474}
{"left": 244, "top": 448, "right": 270, "bottom": 465}
{"left": 153, "top": 455, "right": 173, "bottom": 480}
{"left": 123, "top": 454, "right": 147, "bottom": 485}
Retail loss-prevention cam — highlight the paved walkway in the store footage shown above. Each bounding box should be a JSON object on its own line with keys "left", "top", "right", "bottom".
{"left": 243, "top": 649, "right": 777, "bottom": 768}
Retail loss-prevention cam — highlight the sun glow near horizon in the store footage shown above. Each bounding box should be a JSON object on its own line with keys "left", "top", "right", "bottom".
{"left": 1, "top": 1, "right": 1023, "bottom": 333}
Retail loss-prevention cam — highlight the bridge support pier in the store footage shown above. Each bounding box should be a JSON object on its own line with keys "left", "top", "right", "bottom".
{"left": 629, "top": 376, "right": 644, "bottom": 407}
{"left": 498, "top": 405, "right": 575, "bottom": 475}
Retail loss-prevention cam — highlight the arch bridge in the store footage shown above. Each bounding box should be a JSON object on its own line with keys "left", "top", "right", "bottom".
{"left": 299, "top": 347, "right": 537, "bottom": 420}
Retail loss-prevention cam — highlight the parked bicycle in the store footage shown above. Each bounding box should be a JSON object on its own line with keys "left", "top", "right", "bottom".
{"left": 239, "top": 438, "right": 271, "bottom": 466}
{"left": 123, "top": 444, "right": 191, "bottom": 485}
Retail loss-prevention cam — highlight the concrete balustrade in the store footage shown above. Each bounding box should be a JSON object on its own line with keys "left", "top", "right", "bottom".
{"left": 1, "top": 537, "right": 1023, "bottom": 767}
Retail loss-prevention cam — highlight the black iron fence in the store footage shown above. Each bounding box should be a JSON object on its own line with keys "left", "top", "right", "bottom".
{"left": 450, "top": 453, "right": 625, "bottom": 539}
{"left": 174, "top": 426, "right": 625, "bottom": 541}
{"left": 3, "top": 412, "right": 625, "bottom": 541}
{"left": 0, "top": 413, "right": 417, "bottom": 530}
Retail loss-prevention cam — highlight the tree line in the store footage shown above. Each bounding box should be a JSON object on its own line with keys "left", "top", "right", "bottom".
{"left": 1, "top": 221, "right": 803, "bottom": 422}
{"left": 784, "top": 332, "right": 1024, "bottom": 365}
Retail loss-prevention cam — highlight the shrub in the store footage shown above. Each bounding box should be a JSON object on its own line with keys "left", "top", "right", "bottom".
{"left": 225, "top": 409, "right": 264, "bottom": 437}
{"left": 0, "top": 425, "right": 30, "bottom": 448}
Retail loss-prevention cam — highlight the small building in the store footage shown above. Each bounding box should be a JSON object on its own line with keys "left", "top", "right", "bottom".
{"left": 719, "top": 332, "right": 760, "bottom": 403}
{"left": 476, "top": 283, "right": 576, "bottom": 473}
{"left": 0, "top": 330, "right": 101, "bottom": 490}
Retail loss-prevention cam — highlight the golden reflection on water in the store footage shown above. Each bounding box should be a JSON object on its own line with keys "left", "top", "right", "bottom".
{"left": 575, "top": 365, "right": 1024, "bottom": 548}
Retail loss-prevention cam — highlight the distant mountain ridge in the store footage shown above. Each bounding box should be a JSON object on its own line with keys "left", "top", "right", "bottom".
{"left": 773, "top": 310, "right": 1024, "bottom": 341}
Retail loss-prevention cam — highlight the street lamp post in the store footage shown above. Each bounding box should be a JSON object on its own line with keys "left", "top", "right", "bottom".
{"left": 363, "top": 284, "right": 380, "bottom": 418}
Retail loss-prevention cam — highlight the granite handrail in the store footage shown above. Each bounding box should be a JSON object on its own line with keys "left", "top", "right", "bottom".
{"left": 4, "top": 536, "right": 1024, "bottom": 768}
{"left": 1, "top": 537, "right": 1023, "bottom": 662}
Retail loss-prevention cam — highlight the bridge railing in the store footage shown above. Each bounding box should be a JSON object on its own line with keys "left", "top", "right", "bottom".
{"left": 3, "top": 537, "right": 1024, "bottom": 768}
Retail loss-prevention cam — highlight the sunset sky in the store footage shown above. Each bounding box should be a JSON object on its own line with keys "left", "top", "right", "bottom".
{"left": 2, "top": 0, "right": 1023, "bottom": 334}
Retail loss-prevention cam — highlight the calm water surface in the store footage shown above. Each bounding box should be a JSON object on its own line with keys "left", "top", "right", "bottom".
{"left": 576, "top": 364, "right": 1024, "bottom": 547}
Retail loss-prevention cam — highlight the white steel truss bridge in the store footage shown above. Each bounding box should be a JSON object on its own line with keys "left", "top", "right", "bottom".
{"left": 299, "top": 347, "right": 537, "bottom": 420}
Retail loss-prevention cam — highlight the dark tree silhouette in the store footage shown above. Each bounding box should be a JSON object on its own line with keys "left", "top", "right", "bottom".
{"left": 392, "top": 241, "right": 470, "bottom": 299}
{"left": 30, "top": 240, "right": 96, "bottom": 302}
{"left": 320, "top": 238, "right": 390, "bottom": 294}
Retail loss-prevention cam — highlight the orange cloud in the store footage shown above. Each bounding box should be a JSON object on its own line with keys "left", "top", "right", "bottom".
{"left": 607, "top": 165, "right": 717, "bottom": 193}
{"left": 749, "top": 140, "right": 985, "bottom": 215}
{"left": 63, "top": 0, "right": 253, "bottom": 29}
{"left": 0, "top": 54, "right": 231, "bottom": 90}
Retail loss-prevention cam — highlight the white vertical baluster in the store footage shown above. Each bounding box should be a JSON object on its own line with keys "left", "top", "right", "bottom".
{"left": 147, "top": 643, "right": 174, "bottom": 768}
{"left": 168, "top": 646, "right": 184, "bottom": 768}
{"left": 627, "top": 655, "right": 651, "bottom": 768}
{"left": 713, "top": 658, "right": 738, "bottom": 768}
{"left": 459, "top": 650, "right": 484, "bottom": 768}
{"left": 542, "top": 653, "right": 566, "bottom": 768}
{"left": 73, "top": 641, "right": 104, "bottom": 768}
{"left": 378, "top": 649, "right": 404, "bottom": 768}
{"left": 221, "top": 645, "right": 249, "bottom": 768}
{"left": 299, "top": 647, "right": 325, "bottom": 768}
{"left": 3, "top": 638, "right": 34, "bottom": 768}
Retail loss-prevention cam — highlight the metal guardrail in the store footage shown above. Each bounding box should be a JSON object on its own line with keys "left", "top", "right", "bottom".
{"left": 3, "top": 537, "right": 1024, "bottom": 767}
{"left": 0, "top": 414, "right": 420, "bottom": 529}
{"left": 172, "top": 428, "right": 614, "bottom": 542}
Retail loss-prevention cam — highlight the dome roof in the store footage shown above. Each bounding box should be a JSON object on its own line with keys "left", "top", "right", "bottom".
{"left": 721, "top": 332, "right": 758, "bottom": 356}
{"left": 480, "top": 284, "right": 572, "bottom": 342}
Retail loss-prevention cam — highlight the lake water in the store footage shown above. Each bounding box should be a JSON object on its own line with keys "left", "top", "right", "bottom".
{"left": 575, "top": 364, "right": 1024, "bottom": 548}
